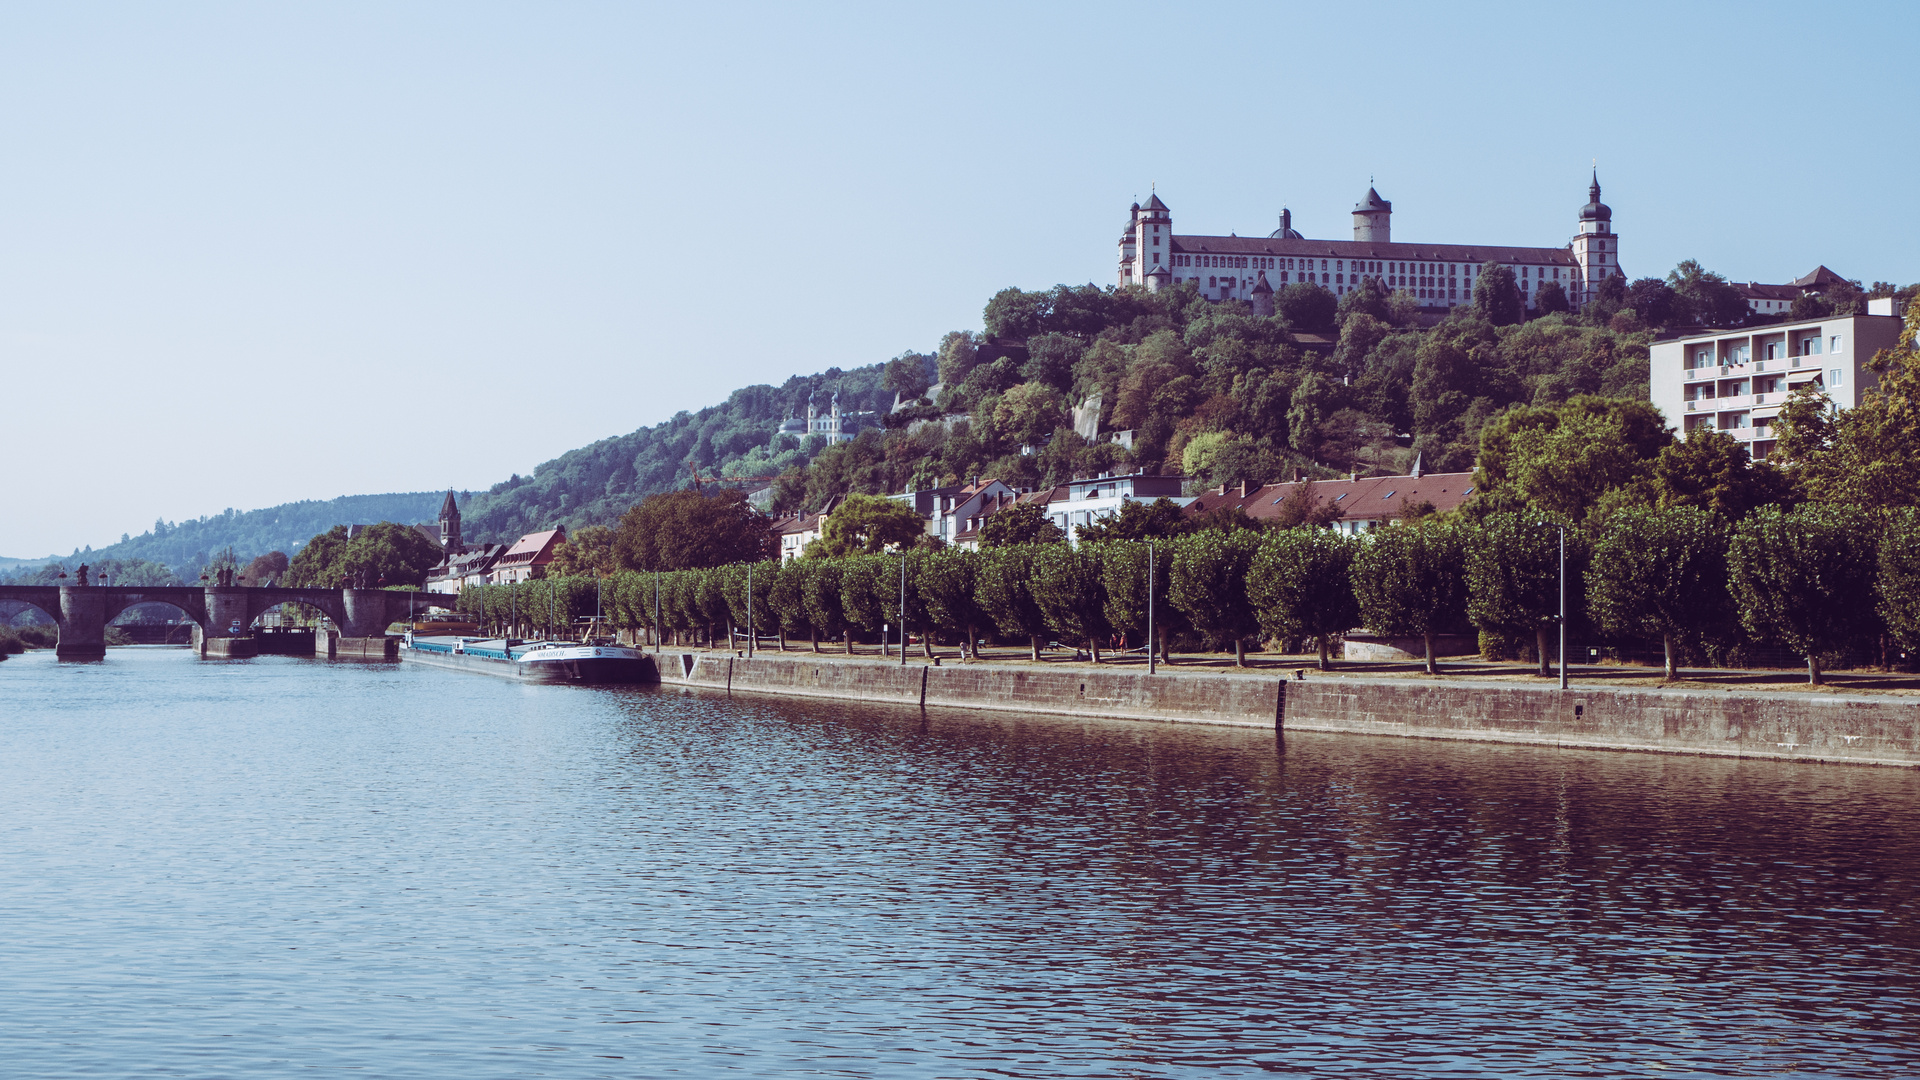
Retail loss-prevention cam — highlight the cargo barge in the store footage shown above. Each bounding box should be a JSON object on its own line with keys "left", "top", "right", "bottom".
{"left": 400, "top": 633, "right": 656, "bottom": 684}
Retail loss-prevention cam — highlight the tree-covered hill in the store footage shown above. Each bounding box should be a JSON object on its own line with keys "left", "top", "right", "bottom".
{"left": 456, "top": 366, "right": 893, "bottom": 541}
{"left": 4, "top": 492, "right": 448, "bottom": 583}
{"left": 18, "top": 258, "right": 1896, "bottom": 584}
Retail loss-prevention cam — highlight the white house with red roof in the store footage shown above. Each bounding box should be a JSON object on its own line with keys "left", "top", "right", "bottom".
{"left": 489, "top": 528, "right": 567, "bottom": 583}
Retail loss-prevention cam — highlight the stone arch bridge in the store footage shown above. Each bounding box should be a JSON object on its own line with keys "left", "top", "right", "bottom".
{"left": 0, "top": 585, "right": 456, "bottom": 660}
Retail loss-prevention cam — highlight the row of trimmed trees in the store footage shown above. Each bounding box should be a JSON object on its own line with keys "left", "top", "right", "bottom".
{"left": 453, "top": 504, "right": 1920, "bottom": 684}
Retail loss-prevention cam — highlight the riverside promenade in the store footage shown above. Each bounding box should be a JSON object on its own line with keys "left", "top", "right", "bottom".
{"left": 645, "top": 645, "right": 1920, "bottom": 769}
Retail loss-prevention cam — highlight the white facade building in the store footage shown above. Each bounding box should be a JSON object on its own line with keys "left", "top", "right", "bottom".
{"left": 1044, "top": 473, "right": 1191, "bottom": 541}
{"left": 1648, "top": 302, "right": 1905, "bottom": 460}
{"left": 1119, "top": 173, "right": 1622, "bottom": 313}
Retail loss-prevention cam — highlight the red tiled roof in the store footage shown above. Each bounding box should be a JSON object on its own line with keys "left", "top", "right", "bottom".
{"left": 496, "top": 528, "right": 565, "bottom": 565}
{"left": 1186, "top": 472, "right": 1479, "bottom": 522}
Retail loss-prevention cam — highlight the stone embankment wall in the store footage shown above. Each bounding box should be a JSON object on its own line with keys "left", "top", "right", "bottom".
{"left": 653, "top": 651, "right": 1920, "bottom": 769}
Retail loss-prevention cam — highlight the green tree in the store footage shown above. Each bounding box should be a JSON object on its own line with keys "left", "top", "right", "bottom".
{"left": 285, "top": 526, "right": 350, "bottom": 588}
{"left": 993, "top": 382, "right": 1069, "bottom": 447}
{"left": 1728, "top": 504, "right": 1881, "bottom": 685}
{"left": 239, "top": 551, "right": 289, "bottom": 587}
{"left": 694, "top": 567, "right": 732, "bottom": 648}
{"left": 980, "top": 502, "right": 1066, "bottom": 547}
{"left": 1876, "top": 508, "right": 1920, "bottom": 659}
{"left": 1534, "top": 279, "right": 1570, "bottom": 316}
{"left": 1668, "top": 260, "right": 1749, "bottom": 327}
{"left": 614, "top": 489, "right": 771, "bottom": 571}
{"left": 800, "top": 558, "right": 851, "bottom": 653}
{"left": 720, "top": 561, "right": 778, "bottom": 648}
{"left": 1169, "top": 530, "right": 1262, "bottom": 665}
{"left": 838, "top": 554, "right": 895, "bottom": 651}
{"left": 975, "top": 545, "right": 1051, "bottom": 660}
{"left": 813, "top": 493, "right": 927, "bottom": 557}
{"left": 936, "top": 330, "right": 981, "bottom": 387}
{"left": 548, "top": 524, "right": 618, "bottom": 577}
{"left": 1587, "top": 507, "right": 1733, "bottom": 679}
{"left": 1775, "top": 302, "right": 1920, "bottom": 507}
{"left": 1465, "top": 513, "right": 1574, "bottom": 676}
{"left": 1473, "top": 263, "right": 1524, "bottom": 326}
{"left": 760, "top": 559, "right": 805, "bottom": 650}
{"left": 1248, "top": 528, "right": 1361, "bottom": 669}
{"left": 1075, "top": 498, "right": 1195, "bottom": 542}
{"left": 883, "top": 351, "right": 933, "bottom": 401}
{"left": 1100, "top": 539, "right": 1180, "bottom": 662}
{"left": 1031, "top": 543, "right": 1111, "bottom": 661}
{"left": 1269, "top": 477, "right": 1347, "bottom": 529}
{"left": 917, "top": 548, "right": 987, "bottom": 659}
{"left": 1476, "top": 396, "right": 1672, "bottom": 525}
{"left": 1351, "top": 518, "right": 1470, "bottom": 674}
{"left": 1654, "top": 430, "right": 1796, "bottom": 518}
{"left": 1276, "top": 282, "right": 1338, "bottom": 333}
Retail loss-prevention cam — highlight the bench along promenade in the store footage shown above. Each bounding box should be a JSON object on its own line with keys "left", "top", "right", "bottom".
{"left": 0, "top": 583, "right": 453, "bottom": 660}
{"left": 643, "top": 647, "right": 1920, "bottom": 770}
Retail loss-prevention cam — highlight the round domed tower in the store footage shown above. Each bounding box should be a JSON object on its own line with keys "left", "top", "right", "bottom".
{"left": 1269, "top": 207, "right": 1303, "bottom": 240}
{"left": 1572, "top": 169, "right": 1619, "bottom": 307}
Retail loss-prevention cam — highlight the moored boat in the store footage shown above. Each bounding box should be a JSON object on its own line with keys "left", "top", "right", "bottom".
{"left": 400, "top": 633, "right": 656, "bottom": 684}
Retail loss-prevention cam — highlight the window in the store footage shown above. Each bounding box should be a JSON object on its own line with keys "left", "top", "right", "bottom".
{"left": 1831, "top": 335, "right": 1843, "bottom": 353}
{"left": 1831, "top": 368, "right": 1845, "bottom": 387}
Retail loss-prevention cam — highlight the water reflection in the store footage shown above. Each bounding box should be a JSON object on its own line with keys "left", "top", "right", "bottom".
{"left": 0, "top": 648, "right": 1916, "bottom": 1077}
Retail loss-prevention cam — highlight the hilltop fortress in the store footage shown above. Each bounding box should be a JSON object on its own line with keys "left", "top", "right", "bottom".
{"left": 1117, "top": 174, "right": 1623, "bottom": 316}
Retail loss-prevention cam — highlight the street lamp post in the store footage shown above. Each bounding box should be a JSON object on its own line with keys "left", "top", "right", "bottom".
{"left": 1558, "top": 523, "right": 1568, "bottom": 691}
{"left": 1147, "top": 539, "right": 1157, "bottom": 676}
{"left": 747, "top": 563, "right": 754, "bottom": 659}
{"left": 899, "top": 556, "right": 908, "bottom": 667}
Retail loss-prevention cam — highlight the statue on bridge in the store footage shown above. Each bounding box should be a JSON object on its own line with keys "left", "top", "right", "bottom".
{"left": 75, "top": 564, "right": 89, "bottom": 587}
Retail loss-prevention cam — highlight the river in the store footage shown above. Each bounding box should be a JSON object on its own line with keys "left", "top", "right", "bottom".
{"left": 2, "top": 646, "right": 1917, "bottom": 1077}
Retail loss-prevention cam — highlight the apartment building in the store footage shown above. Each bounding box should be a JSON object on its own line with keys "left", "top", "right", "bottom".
{"left": 1648, "top": 299, "right": 1905, "bottom": 459}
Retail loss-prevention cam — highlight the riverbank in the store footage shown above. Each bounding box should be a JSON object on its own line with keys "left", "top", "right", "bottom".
{"left": 651, "top": 648, "right": 1920, "bottom": 768}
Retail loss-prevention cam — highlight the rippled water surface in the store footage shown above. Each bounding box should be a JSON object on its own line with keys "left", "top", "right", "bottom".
{"left": 3, "top": 647, "right": 1919, "bottom": 1077}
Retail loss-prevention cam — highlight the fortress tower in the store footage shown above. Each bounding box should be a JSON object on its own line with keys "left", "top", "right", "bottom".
{"left": 1352, "top": 187, "right": 1391, "bottom": 242}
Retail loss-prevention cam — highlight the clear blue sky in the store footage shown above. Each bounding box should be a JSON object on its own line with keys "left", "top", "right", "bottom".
{"left": 3, "top": 1, "right": 1915, "bottom": 557}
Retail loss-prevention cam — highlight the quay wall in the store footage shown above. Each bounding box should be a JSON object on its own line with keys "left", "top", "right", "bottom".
{"left": 653, "top": 651, "right": 1920, "bottom": 768}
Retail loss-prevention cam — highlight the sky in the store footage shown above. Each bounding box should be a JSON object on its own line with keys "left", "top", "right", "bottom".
{"left": 3, "top": 1, "right": 1916, "bottom": 557}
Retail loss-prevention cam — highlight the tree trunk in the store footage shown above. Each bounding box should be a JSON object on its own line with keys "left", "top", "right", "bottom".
{"left": 1663, "top": 633, "right": 1677, "bottom": 680}
{"left": 844, "top": 630, "right": 853, "bottom": 655}
{"left": 1234, "top": 638, "right": 1246, "bottom": 667}
{"left": 1808, "top": 653, "right": 1823, "bottom": 686}
{"left": 1317, "top": 633, "right": 1330, "bottom": 671}
{"left": 1424, "top": 632, "right": 1438, "bottom": 675}
{"left": 1536, "top": 624, "right": 1552, "bottom": 677}
{"left": 1088, "top": 636, "right": 1101, "bottom": 664}
{"left": 810, "top": 628, "right": 820, "bottom": 654}
{"left": 965, "top": 623, "right": 976, "bottom": 661}
{"left": 778, "top": 629, "right": 787, "bottom": 652}
{"left": 1030, "top": 634, "right": 1042, "bottom": 662}
{"left": 1159, "top": 624, "right": 1172, "bottom": 666}
{"left": 922, "top": 628, "right": 934, "bottom": 659}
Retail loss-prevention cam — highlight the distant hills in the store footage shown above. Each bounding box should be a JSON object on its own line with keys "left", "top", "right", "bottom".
{"left": 6, "top": 360, "right": 894, "bottom": 581}
{"left": 6, "top": 492, "right": 449, "bottom": 580}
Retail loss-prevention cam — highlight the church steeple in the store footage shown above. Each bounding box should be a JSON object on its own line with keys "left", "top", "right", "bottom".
{"left": 438, "top": 490, "right": 462, "bottom": 552}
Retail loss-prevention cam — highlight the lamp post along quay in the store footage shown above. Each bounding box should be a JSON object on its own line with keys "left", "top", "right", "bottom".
{"left": 1147, "top": 539, "right": 1157, "bottom": 676}
{"left": 899, "top": 556, "right": 908, "bottom": 667}
{"left": 1558, "top": 524, "right": 1568, "bottom": 691}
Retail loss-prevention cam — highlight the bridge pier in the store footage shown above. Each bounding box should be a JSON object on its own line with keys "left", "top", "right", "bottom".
{"left": 55, "top": 587, "right": 107, "bottom": 661}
